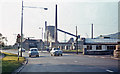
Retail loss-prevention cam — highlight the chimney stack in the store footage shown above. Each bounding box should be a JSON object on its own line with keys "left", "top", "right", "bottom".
{"left": 54, "top": 4, "right": 58, "bottom": 42}
{"left": 45, "top": 21, "right": 47, "bottom": 31}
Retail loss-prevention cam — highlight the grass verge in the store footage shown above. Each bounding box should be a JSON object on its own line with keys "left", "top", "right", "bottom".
{"left": 63, "top": 49, "right": 83, "bottom": 53}
{"left": 2, "top": 52, "right": 25, "bottom": 73}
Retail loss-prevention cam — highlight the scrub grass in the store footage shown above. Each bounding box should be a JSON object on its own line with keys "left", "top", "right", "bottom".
{"left": 2, "top": 52, "right": 25, "bottom": 73}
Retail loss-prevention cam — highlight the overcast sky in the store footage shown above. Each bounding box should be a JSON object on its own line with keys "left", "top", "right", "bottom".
{"left": 0, "top": 0, "right": 119, "bottom": 45}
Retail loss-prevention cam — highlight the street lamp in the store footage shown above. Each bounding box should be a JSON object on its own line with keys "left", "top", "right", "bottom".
{"left": 39, "top": 27, "right": 43, "bottom": 52}
{"left": 39, "top": 27, "right": 43, "bottom": 40}
{"left": 44, "top": 8, "right": 48, "bottom": 10}
{"left": 20, "top": 0, "right": 48, "bottom": 57}
{"left": 23, "top": 6, "right": 48, "bottom": 10}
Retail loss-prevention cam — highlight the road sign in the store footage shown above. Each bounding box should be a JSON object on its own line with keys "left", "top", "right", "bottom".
{"left": 17, "top": 34, "right": 21, "bottom": 43}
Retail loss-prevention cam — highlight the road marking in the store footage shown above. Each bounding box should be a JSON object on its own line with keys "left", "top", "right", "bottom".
{"left": 74, "top": 61, "right": 78, "bottom": 63}
{"left": 94, "top": 56, "right": 98, "bottom": 58}
{"left": 101, "top": 57, "right": 105, "bottom": 58}
{"left": 106, "top": 69, "right": 114, "bottom": 72}
{"left": 88, "top": 56, "right": 93, "bottom": 57}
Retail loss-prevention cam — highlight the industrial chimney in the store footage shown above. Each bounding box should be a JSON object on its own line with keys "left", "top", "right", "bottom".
{"left": 54, "top": 4, "right": 58, "bottom": 42}
{"left": 45, "top": 21, "right": 47, "bottom": 31}
{"left": 91, "top": 24, "right": 93, "bottom": 39}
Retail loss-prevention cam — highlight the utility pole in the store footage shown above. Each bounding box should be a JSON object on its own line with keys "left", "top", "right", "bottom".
{"left": 42, "top": 28, "right": 43, "bottom": 40}
{"left": 20, "top": 0, "right": 23, "bottom": 57}
{"left": 76, "top": 26, "right": 78, "bottom": 54}
{"left": 91, "top": 24, "right": 93, "bottom": 39}
{"left": 47, "top": 31, "right": 49, "bottom": 48}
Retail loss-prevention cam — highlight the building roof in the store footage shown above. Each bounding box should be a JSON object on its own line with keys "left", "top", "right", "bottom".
{"left": 23, "top": 39, "right": 43, "bottom": 43}
{"left": 85, "top": 38, "right": 119, "bottom": 44}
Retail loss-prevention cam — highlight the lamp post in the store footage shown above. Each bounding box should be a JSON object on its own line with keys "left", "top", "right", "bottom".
{"left": 39, "top": 27, "right": 43, "bottom": 52}
{"left": 20, "top": 0, "right": 48, "bottom": 57}
{"left": 20, "top": 0, "right": 23, "bottom": 57}
{"left": 39, "top": 27, "right": 43, "bottom": 40}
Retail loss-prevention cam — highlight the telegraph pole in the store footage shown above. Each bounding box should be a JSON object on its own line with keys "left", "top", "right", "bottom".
{"left": 76, "top": 26, "right": 78, "bottom": 54}
{"left": 91, "top": 24, "right": 93, "bottom": 39}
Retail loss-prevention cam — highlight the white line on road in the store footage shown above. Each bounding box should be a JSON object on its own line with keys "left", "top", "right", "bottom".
{"left": 106, "top": 69, "right": 114, "bottom": 72}
{"left": 88, "top": 56, "right": 93, "bottom": 57}
{"left": 74, "top": 61, "right": 78, "bottom": 63}
{"left": 101, "top": 57, "right": 105, "bottom": 58}
{"left": 94, "top": 56, "right": 97, "bottom": 58}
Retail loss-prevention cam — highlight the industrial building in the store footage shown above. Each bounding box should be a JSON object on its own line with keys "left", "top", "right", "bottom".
{"left": 13, "top": 38, "right": 44, "bottom": 50}
{"left": 19, "top": 4, "right": 119, "bottom": 55}
{"left": 22, "top": 39, "right": 44, "bottom": 50}
{"left": 44, "top": 25, "right": 55, "bottom": 42}
{"left": 82, "top": 37, "right": 119, "bottom": 54}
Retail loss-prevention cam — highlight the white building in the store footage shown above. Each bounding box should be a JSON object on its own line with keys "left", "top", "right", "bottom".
{"left": 83, "top": 38, "right": 119, "bottom": 54}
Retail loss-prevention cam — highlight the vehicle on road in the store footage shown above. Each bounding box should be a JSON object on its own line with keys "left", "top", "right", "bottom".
{"left": 28, "top": 48, "right": 39, "bottom": 57}
{"left": 50, "top": 48, "right": 63, "bottom": 56}
{"left": 19, "top": 48, "right": 25, "bottom": 52}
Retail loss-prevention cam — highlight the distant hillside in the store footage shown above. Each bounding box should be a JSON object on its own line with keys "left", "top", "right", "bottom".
{"left": 97, "top": 32, "right": 120, "bottom": 39}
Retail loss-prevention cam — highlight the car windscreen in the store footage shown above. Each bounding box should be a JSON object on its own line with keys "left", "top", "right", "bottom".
{"left": 54, "top": 48, "right": 60, "bottom": 50}
{"left": 31, "top": 49, "right": 38, "bottom": 51}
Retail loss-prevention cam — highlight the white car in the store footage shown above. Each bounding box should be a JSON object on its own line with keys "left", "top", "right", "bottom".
{"left": 19, "top": 48, "right": 25, "bottom": 52}
{"left": 50, "top": 48, "right": 63, "bottom": 56}
{"left": 28, "top": 48, "right": 39, "bottom": 57}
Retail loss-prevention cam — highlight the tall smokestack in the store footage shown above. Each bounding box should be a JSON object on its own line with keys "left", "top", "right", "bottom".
{"left": 45, "top": 21, "right": 47, "bottom": 31}
{"left": 55, "top": 4, "right": 58, "bottom": 42}
{"left": 91, "top": 24, "right": 93, "bottom": 39}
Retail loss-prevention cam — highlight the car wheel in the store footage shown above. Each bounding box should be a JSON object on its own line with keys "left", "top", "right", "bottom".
{"left": 37, "top": 55, "right": 39, "bottom": 57}
{"left": 61, "top": 54, "right": 62, "bottom": 56}
{"left": 51, "top": 54, "right": 53, "bottom": 56}
{"left": 29, "top": 55, "right": 31, "bottom": 57}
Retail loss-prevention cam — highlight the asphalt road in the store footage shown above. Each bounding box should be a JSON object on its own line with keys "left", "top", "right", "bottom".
{"left": 2, "top": 49, "right": 119, "bottom": 73}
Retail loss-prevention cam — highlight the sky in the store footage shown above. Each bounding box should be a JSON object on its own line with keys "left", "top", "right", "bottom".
{"left": 0, "top": 0, "right": 119, "bottom": 45}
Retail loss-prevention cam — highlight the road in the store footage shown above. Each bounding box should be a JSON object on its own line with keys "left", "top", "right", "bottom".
{"left": 2, "top": 49, "right": 119, "bottom": 73}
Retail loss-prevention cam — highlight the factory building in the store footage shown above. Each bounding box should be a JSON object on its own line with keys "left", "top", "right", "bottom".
{"left": 43, "top": 4, "right": 82, "bottom": 50}
{"left": 22, "top": 39, "right": 44, "bottom": 50}
{"left": 82, "top": 38, "right": 119, "bottom": 54}
{"left": 44, "top": 25, "right": 55, "bottom": 42}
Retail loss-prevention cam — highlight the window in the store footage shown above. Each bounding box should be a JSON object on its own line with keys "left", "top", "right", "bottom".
{"left": 87, "top": 45, "right": 92, "bottom": 50}
{"left": 107, "top": 46, "right": 116, "bottom": 50}
{"left": 96, "top": 45, "right": 102, "bottom": 50}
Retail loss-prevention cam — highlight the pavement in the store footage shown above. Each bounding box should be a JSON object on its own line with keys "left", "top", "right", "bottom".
{"left": 2, "top": 49, "right": 120, "bottom": 73}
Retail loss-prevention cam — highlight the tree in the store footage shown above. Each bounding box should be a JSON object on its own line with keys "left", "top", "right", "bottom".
{"left": 0, "top": 33, "right": 8, "bottom": 46}
{"left": 0, "top": 33, "right": 2, "bottom": 37}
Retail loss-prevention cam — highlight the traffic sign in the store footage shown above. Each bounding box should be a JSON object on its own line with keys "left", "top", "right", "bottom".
{"left": 17, "top": 34, "right": 21, "bottom": 43}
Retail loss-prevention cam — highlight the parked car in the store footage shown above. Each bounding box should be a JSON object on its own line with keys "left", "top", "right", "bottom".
{"left": 45, "top": 47, "right": 52, "bottom": 52}
{"left": 19, "top": 48, "right": 25, "bottom": 52}
{"left": 50, "top": 48, "right": 63, "bottom": 56}
{"left": 28, "top": 48, "right": 39, "bottom": 57}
